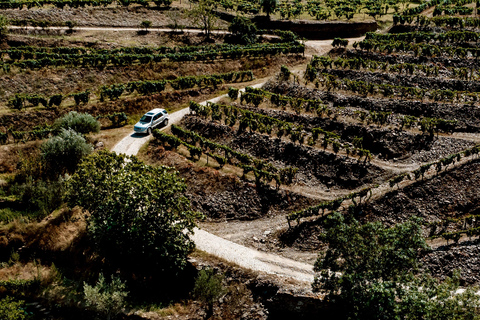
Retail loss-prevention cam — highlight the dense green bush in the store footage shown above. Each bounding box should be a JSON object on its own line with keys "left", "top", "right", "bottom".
{"left": 228, "top": 87, "right": 239, "bottom": 100}
{"left": 260, "top": 0, "right": 277, "bottom": 17}
{"left": 275, "top": 30, "right": 298, "bottom": 42}
{"left": 41, "top": 128, "right": 93, "bottom": 175}
{"left": 280, "top": 65, "right": 291, "bottom": 81}
{"left": 313, "top": 212, "right": 480, "bottom": 320}
{"left": 54, "top": 111, "right": 100, "bottom": 135}
{"left": 65, "top": 151, "right": 200, "bottom": 274}
{"left": 0, "top": 296, "right": 28, "bottom": 320}
{"left": 0, "top": 15, "right": 7, "bottom": 39}
{"left": 228, "top": 16, "right": 258, "bottom": 44}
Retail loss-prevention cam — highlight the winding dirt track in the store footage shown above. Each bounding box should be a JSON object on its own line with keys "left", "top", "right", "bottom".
{"left": 111, "top": 84, "right": 316, "bottom": 286}
{"left": 111, "top": 36, "right": 480, "bottom": 287}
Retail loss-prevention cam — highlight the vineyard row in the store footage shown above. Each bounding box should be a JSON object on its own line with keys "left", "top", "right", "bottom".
{"left": 153, "top": 126, "right": 298, "bottom": 187}
{"left": 189, "top": 100, "right": 373, "bottom": 161}
{"left": 287, "top": 144, "right": 480, "bottom": 225}
{"left": 7, "top": 70, "right": 255, "bottom": 110}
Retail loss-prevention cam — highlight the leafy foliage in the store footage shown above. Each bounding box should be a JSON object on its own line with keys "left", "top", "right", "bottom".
{"left": 313, "top": 212, "right": 480, "bottom": 320}
{"left": 156, "top": 124, "right": 298, "bottom": 187}
{"left": 0, "top": 42, "right": 304, "bottom": 71}
{"left": 228, "top": 16, "right": 258, "bottom": 44}
{"left": 228, "top": 87, "right": 239, "bottom": 100}
{"left": 19, "top": 176, "right": 65, "bottom": 218}
{"left": 65, "top": 150, "right": 199, "bottom": 273}
{"left": 193, "top": 268, "right": 226, "bottom": 306}
{"left": 41, "top": 128, "right": 93, "bottom": 175}
{"left": 0, "top": 296, "right": 28, "bottom": 320}
{"left": 260, "top": 0, "right": 278, "bottom": 16}
{"left": 54, "top": 111, "right": 100, "bottom": 135}
{"left": 332, "top": 38, "right": 348, "bottom": 48}
{"left": 188, "top": 0, "right": 219, "bottom": 39}
{"left": 84, "top": 274, "right": 128, "bottom": 320}
{"left": 139, "top": 20, "right": 152, "bottom": 31}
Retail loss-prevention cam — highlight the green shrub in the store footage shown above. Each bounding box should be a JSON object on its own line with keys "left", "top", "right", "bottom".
{"left": 48, "top": 94, "right": 63, "bottom": 108}
{"left": 71, "top": 90, "right": 90, "bottom": 105}
{"left": 140, "top": 20, "right": 152, "bottom": 31}
{"left": 19, "top": 176, "right": 65, "bottom": 218}
{"left": 228, "top": 87, "right": 239, "bottom": 100}
{"left": 280, "top": 65, "right": 291, "bottom": 81}
{"left": 41, "top": 128, "right": 93, "bottom": 175}
{"left": 7, "top": 94, "right": 25, "bottom": 110}
{"left": 0, "top": 296, "right": 28, "bottom": 320}
{"left": 228, "top": 16, "right": 258, "bottom": 44}
{"left": 65, "top": 151, "right": 200, "bottom": 274}
{"left": 84, "top": 274, "right": 128, "bottom": 320}
{"left": 55, "top": 111, "right": 100, "bottom": 135}
{"left": 65, "top": 20, "right": 76, "bottom": 31}
{"left": 332, "top": 37, "right": 348, "bottom": 47}
{"left": 275, "top": 30, "right": 298, "bottom": 42}
{"left": 193, "top": 268, "right": 226, "bottom": 318}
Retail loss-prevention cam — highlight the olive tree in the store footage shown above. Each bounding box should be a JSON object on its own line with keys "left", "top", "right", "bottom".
{"left": 313, "top": 212, "right": 480, "bottom": 320}
{"left": 260, "top": 0, "right": 278, "bottom": 18}
{"left": 54, "top": 111, "right": 100, "bottom": 135}
{"left": 188, "top": 0, "right": 218, "bottom": 40}
{"left": 65, "top": 150, "right": 200, "bottom": 274}
{"left": 41, "top": 128, "right": 93, "bottom": 175}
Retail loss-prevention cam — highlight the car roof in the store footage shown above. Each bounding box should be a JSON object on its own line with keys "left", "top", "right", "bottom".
{"left": 145, "top": 108, "right": 166, "bottom": 115}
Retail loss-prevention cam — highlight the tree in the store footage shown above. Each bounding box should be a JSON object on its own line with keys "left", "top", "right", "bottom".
{"left": 261, "top": 0, "right": 278, "bottom": 18}
{"left": 54, "top": 111, "right": 100, "bottom": 135}
{"left": 313, "top": 212, "right": 480, "bottom": 320}
{"left": 65, "top": 20, "right": 76, "bottom": 34}
{"left": 41, "top": 128, "right": 93, "bottom": 175}
{"left": 193, "top": 268, "right": 226, "bottom": 319}
{"left": 188, "top": 0, "right": 219, "bottom": 40}
{"left": 166, "top": 8, "right": 184, "bottom": 33}
{"left": 65, "top": 150, "right": 200, "bottom": 274}
{"left": 228, "top": 16, "right": 257, "bottom": 44}
{"left": 139, "top": 20, "right": 152, "bottom": 32}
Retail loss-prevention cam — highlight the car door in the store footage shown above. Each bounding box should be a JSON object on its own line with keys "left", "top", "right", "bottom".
{"left": 152, "top": 113, "right": 160, "bottom": 128}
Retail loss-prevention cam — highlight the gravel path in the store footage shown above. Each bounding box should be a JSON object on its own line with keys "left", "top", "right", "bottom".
{"left": 111, "top": 83, "right": 316, "bottom": 286}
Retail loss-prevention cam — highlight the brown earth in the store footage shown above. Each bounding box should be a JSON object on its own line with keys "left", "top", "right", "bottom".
{"left": 144, "top": 141, "right": 319, "bottom": 221}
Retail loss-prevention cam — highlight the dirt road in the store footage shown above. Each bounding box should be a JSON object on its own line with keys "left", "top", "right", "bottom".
{"left": 111, "top": 84, "right": 316, "bottom": 286}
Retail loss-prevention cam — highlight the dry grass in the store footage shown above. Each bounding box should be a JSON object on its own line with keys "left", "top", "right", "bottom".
{"left": 134, "top": 303, "right": 192, "bottom": 319}
{"left": 0, "top": 207, "right": 86, "bottom": 253}
{"left": 89, "top": 125, "right": 135, "bottom": 151}
{"left": 0, "top": 140, "right": 42, "bottom": 174}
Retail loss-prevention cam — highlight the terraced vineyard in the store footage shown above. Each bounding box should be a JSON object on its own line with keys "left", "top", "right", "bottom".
{"left": 4, "top": 0, "right": 480, "bottom": 316}
{"left": 144, "top": 14, "right": 480, "bottom": 292}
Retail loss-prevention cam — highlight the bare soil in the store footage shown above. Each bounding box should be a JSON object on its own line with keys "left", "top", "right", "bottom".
{"left": 1, "top": 5, "right": 221, "bottom": 29}
{"left": 233, "top": 100, "right": 476, "bottom": 162}
{"left": 181, "top": 115, "right": 393, "bottom": 190}
{"left": 145, "top": 142, "right": 319, "bottom": 221}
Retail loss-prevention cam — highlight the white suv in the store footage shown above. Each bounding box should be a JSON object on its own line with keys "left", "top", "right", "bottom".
{"left": 134, "top": 108, "right": 169, "bottom": 135}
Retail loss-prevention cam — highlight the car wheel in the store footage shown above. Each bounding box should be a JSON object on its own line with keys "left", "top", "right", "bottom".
{"left": 163, "top": 118, "right": 169, "bottom": 126}
{"left": 147, "top": 127, "right": 152, "bottom": 135}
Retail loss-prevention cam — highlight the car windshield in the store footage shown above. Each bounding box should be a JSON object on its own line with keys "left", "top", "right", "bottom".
{"left": 140, "top": 115, "right": 152, "bottom": 123}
